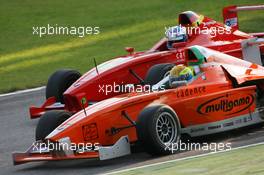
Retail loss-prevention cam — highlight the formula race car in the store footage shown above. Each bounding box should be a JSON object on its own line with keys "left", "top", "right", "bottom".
{"left": 13, "top": 45, "right": 264, "bottom": 165}
{"left": 29, "top": 5, "right": 264, "bottom": 119}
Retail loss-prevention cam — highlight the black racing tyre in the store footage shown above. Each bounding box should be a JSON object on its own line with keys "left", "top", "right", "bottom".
{"left": 256, "top": 82, "right": 264, "bottom": 107}
{"left": 35, "top": 110, "right": 72, "bottom": 141}
{"left": 261, "top": 54, "right": 264, "bottom": 66}
{"left": 46, "top": 69, "right": 81, "bottom": 103}
{"left": 144, "top": 64, "right": 174, "bottom": 86}
{"left": 136, "top": 105, "right": 181, "bottom": 155}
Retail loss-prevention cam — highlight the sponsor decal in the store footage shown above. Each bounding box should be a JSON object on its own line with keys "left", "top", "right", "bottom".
{"left": 197, "top": 93, "right": 254, "bottom": 116}
{"left": 225, "top": 17, "right": 238, "bottom": 27}
{"left": 208, "top": 125, "right": 221, "bottom": 130}
{"left": 190, "top": 127, "right": 205, "bottom": 133}
{"left": 176, "top": 86, "right": 206, "bottom": 98}
{"left": 175, "top": 50, "right": 185, "bottom": 62}
{"left": 223, "top": 121, "right": 234, "bottom": 127}
{"left": 82, "top": 123, "right": 99, "bottom": 141}
{"left": 243, "top": 115, "right": 253, "bottom": 123}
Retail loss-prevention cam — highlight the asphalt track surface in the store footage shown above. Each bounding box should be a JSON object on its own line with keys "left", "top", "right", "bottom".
{"left": 1, "top": 88, "right": 264, "bottom": 175}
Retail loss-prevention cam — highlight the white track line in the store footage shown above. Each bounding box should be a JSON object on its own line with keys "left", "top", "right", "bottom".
{"left": 103, "top": 141, "right": 264, "bottom": 175}
{"left": 0, "top": 86, "right": 45, "bottom": 98}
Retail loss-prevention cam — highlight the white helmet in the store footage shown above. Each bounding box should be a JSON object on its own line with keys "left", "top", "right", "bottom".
{"left": 165, "top": 25, "right": 187, "bottom": 48}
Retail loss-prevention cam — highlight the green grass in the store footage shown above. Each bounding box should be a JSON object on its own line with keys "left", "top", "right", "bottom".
{"left": 0, "top": 0, "right": 264, "bottom": 93}
{"left": 115, "top": 144, "right": 264, "bottom": 175}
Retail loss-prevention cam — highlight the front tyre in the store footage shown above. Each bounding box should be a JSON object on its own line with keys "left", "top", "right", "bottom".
{"left": 35, "top": 110, "right": 72, "bottom": 141}
{"left": 136, "top": 105, "right": 181, "bottom": 155}
{"left": 46, "top": 69, "right": 81, "bottom": 103}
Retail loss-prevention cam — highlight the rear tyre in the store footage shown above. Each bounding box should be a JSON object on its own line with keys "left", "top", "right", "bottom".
{"left": 46, "top": 69, "right": 81, "bottom": 103}
{"left": 136, "top": 105, "right": 181, "bottom": 155}
{"left": 261, "top": 54, "right": 264, "bottom": 66}
{"left": 35, "top": 110, "right": 72, "bottom": 141}
{"left": 144, "top": 64, "right": 174, "bottom": 86}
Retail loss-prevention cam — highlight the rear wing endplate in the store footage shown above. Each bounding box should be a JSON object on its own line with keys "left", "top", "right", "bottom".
{"left": 223, "top": 5, "right": 264, "bottom": 30}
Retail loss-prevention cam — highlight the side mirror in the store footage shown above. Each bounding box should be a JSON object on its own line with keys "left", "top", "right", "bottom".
{"left": 172, "top": 42, "right": 187, "bottom": 48}
{"left": 170, "top": 80, "right": 188, "bottom": 88}
{"left": 169, "top": 76, "right": 188, "bottom": 88}
{"left": 125, "top": 47, "right": 135, "bottom": 54}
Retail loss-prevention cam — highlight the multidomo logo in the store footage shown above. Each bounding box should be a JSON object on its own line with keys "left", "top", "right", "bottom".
{"left": 197, "top": 93, "right": 254, "bottom": 116}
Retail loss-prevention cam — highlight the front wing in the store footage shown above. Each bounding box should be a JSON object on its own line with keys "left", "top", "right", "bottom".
{"left": 13, "top": 136, "right": 130, "bottom": 165}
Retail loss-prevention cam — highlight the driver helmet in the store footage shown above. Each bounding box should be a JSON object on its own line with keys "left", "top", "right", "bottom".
{"left": 165, "top": 25, "right": 188, "bottom": 49}
{"left": 170, "top": 64, "right": 194, "bottom": 81}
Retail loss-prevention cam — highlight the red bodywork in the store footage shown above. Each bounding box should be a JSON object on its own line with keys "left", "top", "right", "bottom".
{"left": 30, "top": 6, "right": 264, "bottom": 119}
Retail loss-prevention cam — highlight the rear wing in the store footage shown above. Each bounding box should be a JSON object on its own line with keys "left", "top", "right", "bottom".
{"left": 223, "top": 5, "right": 264, "bottom": 31}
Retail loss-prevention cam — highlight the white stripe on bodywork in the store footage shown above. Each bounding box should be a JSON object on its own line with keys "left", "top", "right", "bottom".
{"left": 181, "top": 110, "right": 264, "bottom": 137}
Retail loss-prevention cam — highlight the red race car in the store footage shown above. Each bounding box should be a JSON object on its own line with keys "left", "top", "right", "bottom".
{"left": 13, "top": 45, "right": 264, "bottom": 164}
{"left": 30, "top": 5, "right": 264, "bottom": 119}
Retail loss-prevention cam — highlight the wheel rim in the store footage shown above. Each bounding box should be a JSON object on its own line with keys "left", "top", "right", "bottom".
{"left": 156, "top": 112, "right": 177, "bottom": 144}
